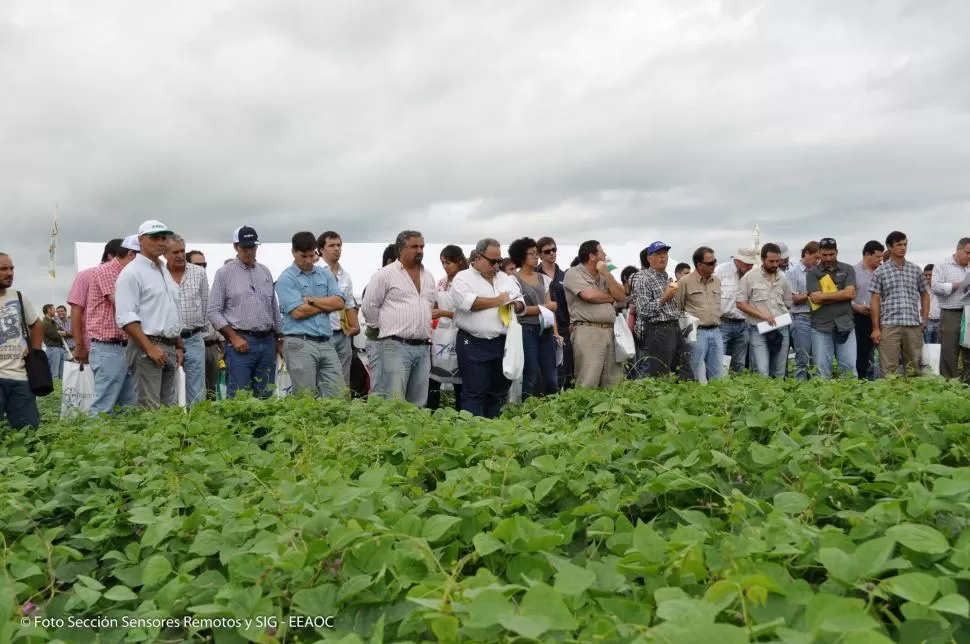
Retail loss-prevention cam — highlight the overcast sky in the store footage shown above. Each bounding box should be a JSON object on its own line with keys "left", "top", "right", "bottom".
{"left": 3, "top": 0, "right": 969, "bottom": 303}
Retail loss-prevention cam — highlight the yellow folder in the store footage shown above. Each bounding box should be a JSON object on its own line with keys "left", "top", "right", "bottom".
{"left": 810, "top": 274, "right": 837, "bottom": 311}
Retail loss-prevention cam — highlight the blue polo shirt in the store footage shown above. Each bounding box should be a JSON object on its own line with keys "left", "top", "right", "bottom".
{"left": 275, "top": 263, "right": 346, "bottom": 337}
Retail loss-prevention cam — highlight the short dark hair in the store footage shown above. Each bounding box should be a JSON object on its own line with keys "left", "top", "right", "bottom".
{"left": 440, "top": 245, "right": 468, "bottom": 270}
{"left": 620, "top": 265, "right": 638, "bottom": 284}
{"left": 803, "top": 241, "right": 822, "bottom": 255}
{"left": 317, "top": 231, "right": 341, "bottom": 249}
{"left": 43, "top": 304, "right": 55, "bottom": 315}
{"left": 56, "top": 305, "right": 67, "bottom": 311}
{"left": 639, "top": 246, "right": 650, "bottom": 269}
{"left": 577, "top": 240, "right": 601, "bottom": 265}
{"left": 291, "top": 231, "right": 317, "bottom": 253}
{"left": 507, "top": 237, "right": 537, "bottom": 268}
{"left": 381, "top": 244, "right": 398, "bottom": 266}
{"left": 886, "top": 231, "right": 907, "bottom": 247}
{"left": 957, "top": 237, "right": 970, "bottom": 250}
{"left": 924, "top": 263, "right": 934, "bottom": 272}
{"left": 536, "top": 236, "right": 556, "bottom": 251}
{"left": 862, "top": 240, "right": 885, "bottom": 255}
{"left": 761, "top": 242, "right": 781, "bottom": 260}
{"left": 500, "top": 258, "right": 515, "bottom": 271}
{"left": 675, "top": 262, "right": 692, "bottom": 274}
{"left": 103, "top": 238, "right": 124, "bottom": 262}
{"left": 185, "top": 250, "right": 203, "bottom": 263}
{"left": 689, "top": 246, "right": 711, "bottom": 267}
{"left": 395, "top": 230, "right": 423, "bottom": 251}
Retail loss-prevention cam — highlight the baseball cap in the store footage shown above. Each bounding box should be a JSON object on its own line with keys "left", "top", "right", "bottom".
{"left": 233, "top": 226, "right": 260, "bottom": 248}
{"left": 733, "top": 248, "right": 758, "bottom": 265}
{"left": 137, "top": 220, "right": 173, "bottom": 236}
{"left": 647, "top": 241, "right": 672, "bottom": 255}
{"left": 777, "top": 243, "right": 791, "bottom": 260}
{"left": 121, "top": 235, "right": 141, "bottom": 252}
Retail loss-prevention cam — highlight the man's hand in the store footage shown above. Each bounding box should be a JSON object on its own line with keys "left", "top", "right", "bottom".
{"left": 662, "top": 282, "right": 679, "bottom": 302}
{"left": 595, "top": 261, "right": 610, "bottom": 276}
{"left": 75, "top": 345, "right": 89, "bottom": 365}
{"left": 497, "top": 292, "right": 511, "bottom": 305}
{"left": 231, "top": 336, "right": 249, "bottom": 353}
{"left": 761, "top": 312, "right": 777, "bottom": 326}
{"left": 871, "top": 328, "right": 881, "bottom": 344}
{"left": 809, "top": 291, "right": 824, "bottom": 305}
{"left": 276, "top": 339, "right": 284, "bottom": 359}
{"left": 176, "top": 348, "right": 184, "bottom": 368}
{"left": 346, "top": 324, "right": 361, "bottom": 337}
{"left": 146, "top": 344, "right": 166, "bottom": 367}
{"left": 851, "top": 303, "right": 870, "bottom": 315}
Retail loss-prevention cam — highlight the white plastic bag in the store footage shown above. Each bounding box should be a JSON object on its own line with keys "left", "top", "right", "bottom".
{"left": 60, "top": 361, "right": 95, "bottom": 419}
{"left": 503, "top": 315, "right": 525, "bottom": 381}
{"left": 614, "top": 313, "right": 636, "bottom": 362}
{"left": 430, "top": 322, "right": 460, "bottom": 383}
{"left": 176, "top": 366, "right": 186, "bottom": 408}
{"left": 679, "top": 313, "right": 699, "bottom": 343}
{"left": 276, "top": 360, "right": 293, "bottom": 398}
{"left": 922, "top": 343, "right": 941, "bottom": 376}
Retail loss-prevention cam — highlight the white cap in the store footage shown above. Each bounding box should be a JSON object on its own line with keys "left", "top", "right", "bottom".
{"left": 138, "top": 220, "right": 173, "bottom": 236}
{"left": 777, "top": 243, "right": 790, "bottom": 260}
{"left": 733, "top": 248, "right": 758, "bottom": 265}
{"left": 121, "top": 235, "right": 141, "bottom": 252}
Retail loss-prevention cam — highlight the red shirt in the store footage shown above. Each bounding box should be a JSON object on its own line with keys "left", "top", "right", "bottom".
{"left": 86, "top": 259, "right": 127, "bottom": 342}
{"left": 66, "top": 266, "right": 96, "bottom": 349}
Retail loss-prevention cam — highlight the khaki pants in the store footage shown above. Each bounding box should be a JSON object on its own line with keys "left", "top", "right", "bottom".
{"left": 878, "top": 325, "right": 923, "bottom": 377}
{"left": 571, "top": 324, "right": 623, "bottom": 388}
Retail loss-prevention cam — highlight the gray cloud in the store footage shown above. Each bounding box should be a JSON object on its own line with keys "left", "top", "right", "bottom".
{"left": 2, "top": 0, "right": 969, "bottom": 302}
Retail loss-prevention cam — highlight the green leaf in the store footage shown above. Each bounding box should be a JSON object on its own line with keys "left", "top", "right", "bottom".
{"left": 881, "top": 573, "right": 939, "bottom": 605}
{"left": 337, "top": 575, "right": 373, "bottom": 602}
{"left": 103, "top": 585, "right": 138, "bottom": 602}
{"left": 852, "top": 537, "right": 896, "bottom": 579}
{"left": 534, "top": 476, "right": 559, "bottom": 502}
{"left": 632, "top": 522, "right": 666, "bottom": 562}
{"left": 188, "top": 530, "right": 223, "bottom": 556}
{"left": 886, "top": 523, "right": 950, "bottom": 555}
{"left": 467, "top": 590, "right": 513, "bottom": 629}
{"left": 519, "top": 584, "right": 578, "bottom": 631}
{"left": 473, "top": 533, "right": 503, "bottom": 556}
{"left": 804, "top": 594, "right": 878, "bottom": 633}
{"left": 421, "top": 515, "right": 461, "bottom": 543}
{"left": 595, "top": 597, "right": 652, "bottom": 626}
{"left": 553, "top": 563, "right": 596, "bottom": 596}
{"left": 931, "top": 593, "right": 970, "bottom": 617}
{"left": 430, "top": 615, "right": 458, "bottom": 642}
{"left": 498, "top": 614, "right": 550, "bottom": 639}
{"left": 141, "top": 554, "right": 173, "bottom": 587}
{"left": 773, "top": 491, "right": 811, "bottom": 514}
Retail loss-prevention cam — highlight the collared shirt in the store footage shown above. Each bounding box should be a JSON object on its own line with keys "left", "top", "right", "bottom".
{"left": 115, "top": 254, "right": 183, "bottom": 338}
{"left": 56, "top": 317, "right": 74, "bottom": 349}
{"left": 276, "top": 263, "right": 346, "bottom": 337}
{"left": 361, "top": 260, "right": 436, "bottom": 340}
{"left": 869, "top": 259, "right": 927, "bottom": 327}
{"left": 674, "top": 271, "right": 722, "bottom": 327}
{"left": 930, "top": 256, "right": 970, "bottom": 310}
{"left": 67, "top": 266, "right": 96, "bottom": 349}
{"left": 853, "top": 261, "right": 877, "bottom": 308}
{"left": 929, "top": 291, "right": 941, "bottom": 320}
{"left": 563, "top": 265, "right": 616, "bottom": 325}
{"left": 540, "top": 263, "right": 570, "bottom": 331}
{"left": 208, "top": 258, "right": 282, "bottom": 334}
{"left": 631, "top": 268, "right": 679, "bottom": 337}
{"left": 86, "top": 259, "right": 127, "bottom": 342}
{"left": 713, "top": 262, "right": 747, "bottom": 320}
{"left": 0, "top": 290, "right": 38, "bottom": 381}
{"left": 173, "top": 263, "right": 209, "bottom": 331}
{"left": 806, "top": 261, "right": 856, "bottom": 334}
{"left": 737, "top": 267, "right": 793, "bottom": 325}
{"left": 451, "top": 268, "right": 524, "bottom": 339}
{"left": 326, "top": 263, "right": 357, "bottom": 332}
{"left": 42, "top": 317, "right": 64, "bottom": 347}
{"left": 786, "top": 262, "right": 811, "bottom": 314}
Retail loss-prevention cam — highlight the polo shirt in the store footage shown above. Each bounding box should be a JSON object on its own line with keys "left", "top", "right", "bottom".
{"left": 806, "top": 261, "right": 856, "bottom": 334}
{"left": 563, "top": 265, "right": 616, "bottom": 325}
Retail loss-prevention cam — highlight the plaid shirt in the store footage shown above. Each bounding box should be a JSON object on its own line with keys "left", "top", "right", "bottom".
{"left": 86, "top": 258, "right": 127, "bottom": 342}
{"left": 66, "top": 266, "right": 96, "bottom": 349}
{"left": 631, "top": 268, "right": 679, "bottom": 337}
{"left": 175, "top": 263, "right": 209, "bottom": 331}
{"left": 869, "top": 259, "right": 927, "bottom": 327}
{"left": 930, "top": 256, "right": 970, "bottom": 311}
{"left": 208, "top": 259, "right": 282, "bottom": 333}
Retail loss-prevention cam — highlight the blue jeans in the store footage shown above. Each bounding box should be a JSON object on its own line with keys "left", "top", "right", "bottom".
{"left": 749, "top": 326, "right": 789, "bottom": 378}
{"left": 181, "top": 333, "right": 206, "bottom": 407}
{"left": 332, "top": 331, "right": 353, "bottom": 385}
{"left": 225, "top": 335, "right": 277, "bottom": 399}
{"left": 689, "top": 327, "right": 725, "bottom": 384}
{"left": 456, "top": 330, "right": 509, "bottom": 418}
{"left": 521, "top": 325, "right": 558, "bottom": 400}
{"left": 46, "top": 346, "right": 65, "bottom": 381}
{"left": 370, "top": 339, "right": 431, "bottom": 407}
{"left": 790, "top": 314, "right": 814, "bottom": 381}
{"left": 924, "top": 319, "right": 940, "bottom": 344}
{"left": 0, "top": 378, "right": 39, "bottom": 429}
{"left": 812, "top": 327, "right": 858, "bottom": 379}
{"left": 89, "top": 341, "right": 137, "bottom": 415}
{"left": 283, "top": 336, "right": 344, "bottom": 398}
{"left": 720, "top": 319, "right": 749, "bottom": 373}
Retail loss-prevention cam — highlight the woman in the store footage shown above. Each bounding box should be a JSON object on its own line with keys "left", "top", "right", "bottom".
{"left": 428, "top": 245, "right": 467, "bottom": 410}
{"left": 508, "top": 237, "right": 561, "bottom": 401}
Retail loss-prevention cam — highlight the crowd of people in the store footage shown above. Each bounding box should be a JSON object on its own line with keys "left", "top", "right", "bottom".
{"left": 0, "top": 224, "right": 967, "bottom": 429}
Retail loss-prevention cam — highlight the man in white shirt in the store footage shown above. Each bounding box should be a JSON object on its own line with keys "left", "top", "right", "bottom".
{"left": 318, "top": 231, "right": 361, "bottom": 384}
{"left": 451, "top": 238, "right": 526, "bottom": 417}
{"left": 361, "top": 230, "right": 437, "bottom": 406}
{"left": 115, "top": 220, "right": 184, "bottom": 409}
{"left": 165, "top": 235, "right": 209, "bottom": 407}
{"left": 713, "top": 248, "right": 757, "bottom": 373}
{"left": 930, "top": 237, "right": 970, "bottom": 381}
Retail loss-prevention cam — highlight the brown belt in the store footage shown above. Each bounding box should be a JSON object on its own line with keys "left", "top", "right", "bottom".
{"left": 572, "top": 321, "right": 613, "bottom": 329}
{"left": 147, "top": 335, "right": 177, "bottom": 347}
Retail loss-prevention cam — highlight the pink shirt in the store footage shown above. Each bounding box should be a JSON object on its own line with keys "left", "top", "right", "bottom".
{"left": 360, "top": 261, "right": 436, "bottom": 340}
{"left": 86, "top": 259, "right": 127, "bottom": 342}
{"left": 66, "top": 266, "right": 96, "bottom": 349}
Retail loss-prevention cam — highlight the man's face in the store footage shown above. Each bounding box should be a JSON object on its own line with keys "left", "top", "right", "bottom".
{"left": 0, "top": 255, "right": 13, "bottom": 289}
{"left": 864, "top": 251, "right": 884, "bottom": 270}
{"left": 734, "top": 258, "right": 754, "bottom": 276}
{"left": 399, "top": 236, "right": 425, "bottom": 266}
{"left": 165, "top": 241, "right": 187, "bottom": 269}
{"left": 676, "top": 267, "right": 691, "bottom": 280}
{"left": 45, "top": 307, "right": 55, "bottom": 318}
{"left": 476, "top": 245, "right": 502, "bottom": 278}
{"left": 802, "top": 251, "right": 820, "bottom": 267}
{"left": 819, "top": 248, "right": 838, "bottom": 268}
{"left": 140, "top": 233, "right": 169, "bottom": 259}
{"left": 539, "top": 242, "right": 557, "bottom": 264}
{"left": 924, "top": 270, "right": 933, "bottom": 284}
{"left": 189, "top": 253, "right": 207, "bottom": 268}
{"left": 890, "top": 238, "right": 908, "bottom": 259}
{"left": 762, "top": 252, "right": 781, "bottom": 274}
{"left": 56, "top": 307, "right": 67, "bottom": 320}
{"left": 696, "top": 252, "right": 716, "bottom": 278}
{"left": 648, "top": 250, "right": 669, "bottom": 272}
{"left": 236, "top": 244, "right": 257, "bottom": 265}
{"left": 321, "top": 236, "right": 342, "bottom": 264}
{"left": 956, "top": 244, "right": 970, "bottom": 267}
{"left": 292, "top": 248, "right": 316, "bottom": 272}
{"left": 780, "top": 257, "right": 790, "bottom": 271}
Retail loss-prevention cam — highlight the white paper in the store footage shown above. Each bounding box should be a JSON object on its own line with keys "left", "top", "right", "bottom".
{"left": 757, "top": 313, "right": 793, "bottom": 334}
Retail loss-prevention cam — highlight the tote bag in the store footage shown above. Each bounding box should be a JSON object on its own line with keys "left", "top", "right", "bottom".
{"left": 502, "top": 313, "right": 525, "bottom": 381}
{"left": 614, "top": 313, "right": 636, "bottom": 362}
{"left": 16, "top": 291, "right": 53, "bottom": 396}
{"left": 60, "top": 362, "right": 95, "bottom": 418}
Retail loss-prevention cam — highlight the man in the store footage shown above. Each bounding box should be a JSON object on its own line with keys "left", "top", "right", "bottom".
{"left": 852, "top": 241, "right": 884, "bottom": 380}
{"left": 777, "top": 243, "right": 791, "bottom": 272}
{"left": 86, "top": 236, "right": 140, "bottom": 414}
{"left": 450, "top": 238, "right": 525, "bottom": 416}
{"left": 186, "top": 251, "right": 223, "bottom": 399}
{"left": 675, "top": 246, "right": 723, "bottom": 383}
{"left": 631, "top": 241, "right": 691, "bottom": 379}
{"left": 0, "top": 253, "right": 43, "bottom": 428}
{"left": 164, "top": 235, "right": 209, "bottom": 406}
{"left": 714, "top": 249, "right": 758, "bottom": 373}
{"left": 41, "top": 304, "right": 67, "bottom": 380}
{"left": 786, "top": 242, "right": 820, "bottom": 381}
{"left": 563, "top": 240, "right": 627, "bottom": 388}
{"left": 274, "top": 232, "right": 347, "bottom": 398}
{"left": 737, "top": 243, "right": 793, "bottom": 378}
{"left": 537, "top": 236, "right": 572, "bottom": 391}
{"left": 923, "top": 265, "right": 941, "bottom": 344}
{"left": 55, "top": 306, "right": 74, "bottom": 352}
{"left": 209, "top": 226, "right": 283, "bottom": 398}
{"left": 870, "top": 231, "right": 930, "bottom": 377}
{"left": 318, "top": 231, "right": 360, "bottom": 384}
{"left": 673, "top": 263, "right": 691, "bottom": 280}
{"left": 361, "top": 230, "right": 437, "bottom": 406}
{"left": 67, "top": 239, "right": 123, "bottom": 365}
{"left": 806, "top": 238, "right": 858, "bottom": 379}
{"left": 930, "top": 237, "right": 970, "bottom": 382}
{"left": 115, "top": 221, "right": 184, "bottom": 409}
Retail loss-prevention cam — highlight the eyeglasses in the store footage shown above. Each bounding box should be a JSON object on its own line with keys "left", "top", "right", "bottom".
{"left": 541, "top": 247, "right": 557, "bottom": 254}
{"left": 196, "top": 262, "right": 208, "bottom": 268}
{"left": 482, "top": 256, "right": 502, "bottom": 266}
{"left": 698, "top": 259, "right": 717, "bottom": 266}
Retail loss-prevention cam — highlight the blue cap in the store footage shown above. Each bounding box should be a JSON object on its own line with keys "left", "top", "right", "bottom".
{"left": 647, "top": 241, "right": 671, "bottom": 255}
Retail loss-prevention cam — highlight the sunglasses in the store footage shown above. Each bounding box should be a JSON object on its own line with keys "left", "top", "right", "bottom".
{"left": 698, "top": 259, "right": 717, "bottom": 266}
{"left": 481, "top": 256, "right": 502, "bottom": 266}
{"left": 541, "top": 247, "right": 557, "bottom": 254}
{"left": 195, "top": 262, "right": 208, "bottom": 268}
{"left": 819, "top": 237, "right": 837, "bottom": 249}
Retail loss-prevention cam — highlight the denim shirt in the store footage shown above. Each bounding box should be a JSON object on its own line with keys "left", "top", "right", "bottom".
{"left": 276, "top": 264, "right": 346, "bottom": 337}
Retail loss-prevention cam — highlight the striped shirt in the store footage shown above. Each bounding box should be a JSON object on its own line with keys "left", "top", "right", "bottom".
{"left": 86, "top": 259, "right": 127, "bottom": 342}
{"left": 208, "top": 258, "right": 282, "bottom": 333}
{"left": 631, "top": 268, "right": 679, "bottom": 337}
{"left": 786, "top": 262, "right": 811, "bottom": 314}
{"left": 173, "top": 263, "right": 209, "bottom": 331}
{"left": 869, "top": 259, "right": 927, "bottom": 327}
{"left": 930, "top": 256, "right": 970, "bottom": 311}
{"left": 66, "top": 266, "right": 96, "bottom": 349}
{"left": 853, "top": 261, "right": 877, "bottom": 308}
{"left": 361, "top": 260, "right": 437, "bottom": 340}
{"left": 326, "top": 264, "right": 356, "bottom": 331}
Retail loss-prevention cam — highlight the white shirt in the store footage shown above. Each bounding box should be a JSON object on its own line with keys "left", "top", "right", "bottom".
{"left": 327, "top": 263, "right": 357, "bottom": 331}
{"left": 713, "top": 262, "right": 746, "bottom": 320}
{"left": 930, "top": 256, "right": 970, "bottom": 311}
{"left": 115, "top": 254, "right": 183, "bottom": 338}
{"left": 452, "top": 268, "right": 524, "bottom": 339}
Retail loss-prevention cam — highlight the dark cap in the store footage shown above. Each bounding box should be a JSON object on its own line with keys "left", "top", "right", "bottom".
{"left": 233, "top": 226, "right": 260, "bottom": 248}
